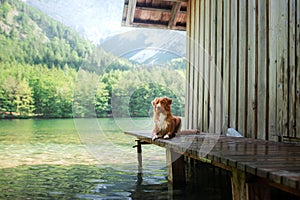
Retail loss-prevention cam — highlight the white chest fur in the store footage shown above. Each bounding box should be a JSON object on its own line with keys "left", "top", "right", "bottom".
{"left": 156, "top": 113, "right": 168, "bottom": 131}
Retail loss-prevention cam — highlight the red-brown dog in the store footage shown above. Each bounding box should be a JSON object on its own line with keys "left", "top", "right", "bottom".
{"left": 151, "top": 97, "right": 181, "bottom": 140}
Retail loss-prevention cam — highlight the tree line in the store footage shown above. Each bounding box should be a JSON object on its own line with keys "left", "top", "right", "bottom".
{"left": 0, "top": 62, "right": 185, "bottom": 118}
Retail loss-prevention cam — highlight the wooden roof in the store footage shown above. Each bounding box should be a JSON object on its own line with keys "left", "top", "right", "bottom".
{"left": 122, "top": 0, "right": 187, "bottom": 31}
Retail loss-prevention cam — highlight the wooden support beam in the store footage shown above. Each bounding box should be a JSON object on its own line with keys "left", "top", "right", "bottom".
{"left": 247, "top": 177, "right": 271, "bottom": 200}
{"left": 135, "top": 6, "right": 187, "bottom": 14}
{"left": 166, "top": 148, "right": 186, "bottom": 186}
{"left": 128, "top": 22, "right": 186, "bottom": 31}
{"left": 126, "top": 0, "right": 137, "bottom": 26}
{"left": 168, "top": 2, "right": 182, "bottom": 29}
{"left": 231, "top": 169, "right": 248, "bottom": 200}
{"left": 231, "top": 170, "right": 272, "bottom": 200}
{"left": 163, "top": 0, "right": 187, "bottom": 2}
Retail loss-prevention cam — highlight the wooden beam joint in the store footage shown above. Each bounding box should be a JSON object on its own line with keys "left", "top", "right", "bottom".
{"left": 168, "top": 2, "right": 182, "bottom": 29}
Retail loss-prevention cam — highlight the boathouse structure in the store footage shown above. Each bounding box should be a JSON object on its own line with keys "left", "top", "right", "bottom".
{"left": 122, "top": 0, "right": 300, "bottom": 199}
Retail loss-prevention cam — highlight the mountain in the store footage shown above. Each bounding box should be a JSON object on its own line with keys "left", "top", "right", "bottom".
{"left": 100, "top": 29, "right": 186, "bottom": 64}
{"left": 0, "top": 0, "right": 136, "bottom": 72}
{"left": 24, "top": 0, "right": 187, "bottom": 65}
{"left": 0, "top": 0, "right": 93, "bottom": 69}
{"left": 24, "top": 0, "right": 129, "bottom": 44}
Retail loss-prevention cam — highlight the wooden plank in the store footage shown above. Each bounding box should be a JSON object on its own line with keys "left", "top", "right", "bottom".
{"left": 198, "top": 0, "right": 205, "bottom": 132}
{"left": 288, "top": 0, "right": 297, "bottom": 138}
{"left": 189, "top": 0, "right": 195, "bottom": 128}
{"left": 124, "top": 130, "right": 300, "bottom": 193}
{"left": 135, "top": 6, "right": 187, "bottom": 14}
{"left": 230, "top": 156, "right": 300, "bottom": 166}
{"left": 296, "top": 0, "right": 300, "bottom": 138}
{"left": 187, "top": 0, "right": 194, "bottom": 129}
{"left": 256, "top": 0, "right": 268, "bottom": 140}
{"left": 190, "top": 1, "right": 199, "bottom": 128}
{"left": 168, "top": 2, "right": 181, "bottom": 29}
{"left": 184, "top": 0, "right": 190, "bottom": 128}
{"left": 268, "top": 0, "right": 278, "bottom": 141}
{"left": 269, "top": 1, "right": 282, "bottom": 141}
{"left": 229, "top": 0, "right": 238, "bottom": 129}
{"left": 222, "top": 0, "right": 230, "bottom": 134}
{"left": 231, "top": 169, "right": 248, "bottom": 200}
{"left": 282, "top": 0, "right": 289, "bottom": 139}
{"left": 203, "top": 0, "right": 211, "bottom": 132}
{"left": 126, "top": 21, "right": 186, "bottom": 30}
{"left": 192, "top": 0, "right": 200, "bottom": 129}
{"left": 209, "top": 0, "right": 216, "bottom": 133}
{"left": 149, "top": 9, "right": 163, "bottom": 21}
{"left": 276, "top": 0, "right": 289, "bottom": 139}
{"left": 122, "top": 5, "right": 129, "bottom": 26}
{"left": 247, "top": 0, "right": 257, "bottom": 139}
{"left": 270, "top": 174, "right": 300, "bottom": 197}
{"left": 215, "top": 0, "right": 223, "bottom": 134}
{"left": 152, "top": 0, "right": 162, "bottom": 7}
{"left": 126, "top": 0, "right": 137, "bottom": 26}
{"left": 238, "top": 0, "right": 247, "bottom": 137}
{"left": 166, "top": 148, "right": 186, "bottom": 185}
{"left": 185, "top": 1, "right": 190, "bottom": 128}
{"left": 247, "top": 178, "right": 271, "bottom": 200}
{"left": 145, "top": 0, "right": 152, "bottom": 6}
{"left": 165, "top": 0, "right": 187, "bottom": 2}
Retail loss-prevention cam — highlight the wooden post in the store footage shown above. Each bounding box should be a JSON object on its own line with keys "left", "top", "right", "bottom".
{"left": 231, "top": 169, "right": 248, "bottom": 200}
{"left": 231, "top": 169, "right": 271, "bottom": 200}
{"left": 166, "top": 148, "right": 186, "bottom": 186}
{"left": 137, "top": 140, "right": 142, "bottom": 174}
{"left": 133, "top": 140, "right": 143, "bottom": 174}
{"left": 247, "top": 177, "right": 271, "bottom": 200}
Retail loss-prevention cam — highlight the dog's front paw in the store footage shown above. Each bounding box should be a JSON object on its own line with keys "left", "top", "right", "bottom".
{"left": 163, "top": 135, "right": 170, "bottom": 139}
{"left": 152, "top": 135, "right": 158, "bottom": 140}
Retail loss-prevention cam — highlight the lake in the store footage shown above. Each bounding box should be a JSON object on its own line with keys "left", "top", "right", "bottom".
{"left": 0, "top": 118, "right": 169, "bottom": 199}
{"left": 0, "top": 118, "right": 232, "bottom": 200}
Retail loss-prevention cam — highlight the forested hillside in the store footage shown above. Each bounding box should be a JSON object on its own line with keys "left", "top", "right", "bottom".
{"left": 0, "top": 0, "right": 185, "bottom": 118}
{"left": 0, "top": 0, "right": 91, "bottom": 69}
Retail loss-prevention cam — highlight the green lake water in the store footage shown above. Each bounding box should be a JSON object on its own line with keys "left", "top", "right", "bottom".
{"left": 0, "top": 118, "right": 171, "bottom": 199}
{"left": 0, "top": 118, "right": 232, "bottom": 200}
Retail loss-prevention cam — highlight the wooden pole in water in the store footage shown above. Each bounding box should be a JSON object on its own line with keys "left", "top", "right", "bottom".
{"left": 166, "top": 148, "right": 186, "bottom": 187}
{"left": 134, "top": 140, "right": 143, "bottom": 174}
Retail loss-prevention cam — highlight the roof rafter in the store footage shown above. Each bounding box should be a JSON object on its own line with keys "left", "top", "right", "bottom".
{"left": 125, "top": 0, "right": 137, "bottom": 26}
{"left": 168, "top": 2, "right": 182, "bottom": 29}
{"left": 163, "top": 0, "right": 187, "bottom": 2}
{"left": 122, "top": 0, "right": 187, "bottom": 31}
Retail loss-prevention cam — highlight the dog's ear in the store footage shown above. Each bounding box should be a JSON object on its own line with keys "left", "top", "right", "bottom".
{"left": 167, "top": 98, "right": 172, "bottom": 105}
{"left": 152, "top": 98, "right": 157, "bottom": 106}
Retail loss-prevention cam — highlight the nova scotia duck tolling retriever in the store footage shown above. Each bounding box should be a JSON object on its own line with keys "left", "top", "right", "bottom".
{"left": 151, "top": 97, "right": 199, "bottom": 140}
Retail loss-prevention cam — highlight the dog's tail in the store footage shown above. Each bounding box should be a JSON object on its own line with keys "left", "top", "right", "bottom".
{"left": 177, "top": 129, "right": 201, "bottom": 135}
{"left": 175, "top": 117, "right": 182, "bottom": 133}
{"left": 174, "top": 117, "right": 200, "bottom": 135}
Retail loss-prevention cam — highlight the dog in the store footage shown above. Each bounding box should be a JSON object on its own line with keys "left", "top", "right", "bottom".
{"left": 151, "top": 97, "right": 182, "bottom": 140}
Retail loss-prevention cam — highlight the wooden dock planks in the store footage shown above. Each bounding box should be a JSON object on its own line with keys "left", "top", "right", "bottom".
{"left": 124, "top": 130, "right": 300, "bottom": 195}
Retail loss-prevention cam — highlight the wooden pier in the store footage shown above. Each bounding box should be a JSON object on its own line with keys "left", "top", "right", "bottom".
{"left": 122, "top": 1, "right": 300, "bottom": 198}
{"left": 125, "top": 130, "right": 300, "bottom": 199}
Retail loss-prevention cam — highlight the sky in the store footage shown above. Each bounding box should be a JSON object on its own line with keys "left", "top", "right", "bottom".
{"left": 25, "top": 0, "right": 131, "bottom": 44}
{"left": 24, "top": 0, "right": 186, "bottom": 64}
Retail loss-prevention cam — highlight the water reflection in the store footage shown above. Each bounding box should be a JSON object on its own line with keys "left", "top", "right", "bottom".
{"left": 1, "top": 161, "right": 232, "bottom": 200}
{"left": 0, "top": 119, "right": 232, "bottom": 199}
{"left": 0, "top": 119, "right": 170, "bottom": 199}
{"left": 0, "top": 163, "right": 171, "bottom": 199}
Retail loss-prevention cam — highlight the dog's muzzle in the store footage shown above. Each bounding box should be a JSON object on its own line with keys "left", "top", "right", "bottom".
{"left": 155, "top": 103, "right": 161, "bottom": 110}
{"left": 155, "top": 103, "right": 165, "bottom": 112}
